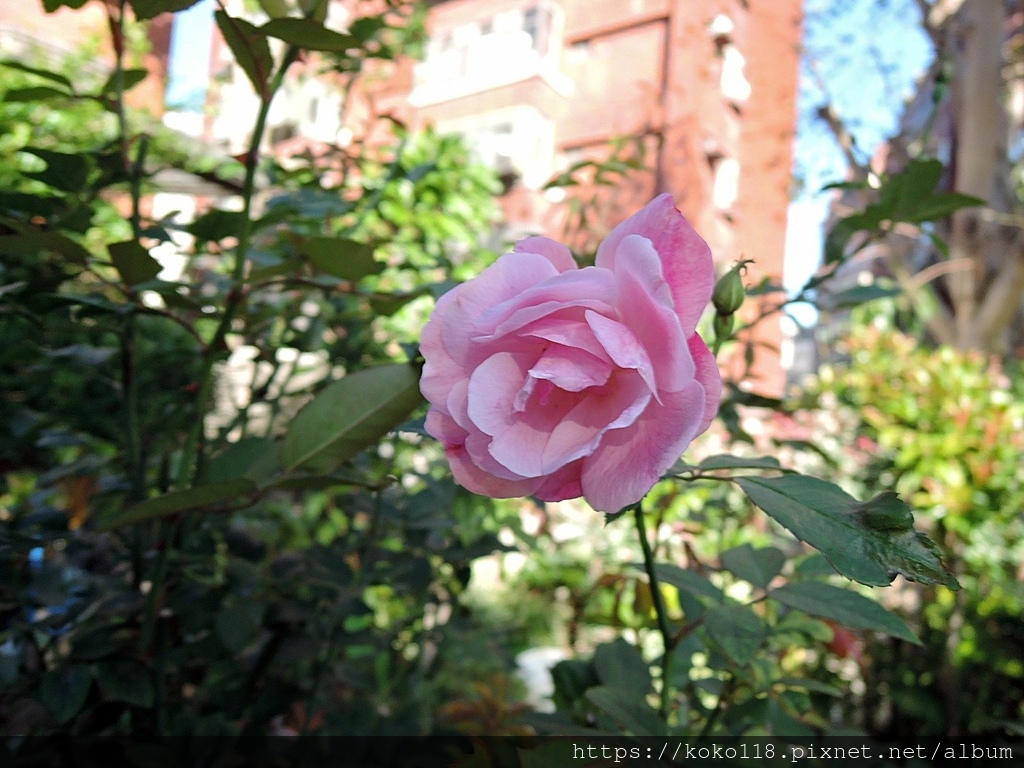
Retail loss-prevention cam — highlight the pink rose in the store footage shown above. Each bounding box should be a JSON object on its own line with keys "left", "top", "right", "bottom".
{"left": 420, "top": 194, "right": 722, "bottom": 512}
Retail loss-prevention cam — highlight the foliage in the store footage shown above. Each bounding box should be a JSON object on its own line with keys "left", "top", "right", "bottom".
{"left": 801, "top": 322, "right": 1024, "bottom": 738}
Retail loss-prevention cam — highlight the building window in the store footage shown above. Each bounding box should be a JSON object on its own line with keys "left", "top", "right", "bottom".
{"left": 415, "top": 2, "right": 560, "bottom": 97}
{"left": 523, "top": 5, "right": 553, "bottom": 57}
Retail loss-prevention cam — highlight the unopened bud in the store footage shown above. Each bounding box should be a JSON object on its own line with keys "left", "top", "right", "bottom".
{"left": 712, "top": 266, "right": 745, "bottom": 316}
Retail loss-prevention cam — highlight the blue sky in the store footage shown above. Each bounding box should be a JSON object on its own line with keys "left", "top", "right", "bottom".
{"left": 785, "top": 0, "right": 933, "bottom": 305}
{"left": 164, "top": 0, "right": 216, "bottom": 112}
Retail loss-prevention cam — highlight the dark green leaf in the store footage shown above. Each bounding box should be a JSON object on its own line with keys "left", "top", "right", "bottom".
{"left": 131, "top": 0, "right": 203, "bottom": 19}
{"left": 592, "top": 638, "right": 652, "bottom": 694}
{"left": 0, "top": 60, "right": 73, "bottom": 90}
{"left": 889, "top": 158, "right": 943, "bottom": 216}
{"left": 98, "top": 479, "right": 258, "bottom": 530}
{"left": 3, "top": 86, "right": 72, "bottom": 102}
{"left": 108, "top": 240, "right": 162, "bottom": 285}
{"left": 584, "top": 687, "right": 666, "bottom": 737}
{"left": 0, "top": 232, "right": 91, "bottom": 264}
{"left": 736, "top": 475, "right": 958, "bottom": 588}
{"left": 42, "top": 0, "right": 90, "bottom": 11}
{"left": 20, "top": 147, "right": 91, "bottom": 193}
{"left": 205, "top": 438, "right": 279, "bottom": 485}
{"left": 853, "top": 490, "right": 914, "bottom": 531}
{"left": 300, "top": 236, "right": 380, "bottom": 281}
{"left": 215, "top": 601, "right": 264, "bottom": 652}
{"left": 903, "top": 192, "right": 986, "bottom": 224}
{"left": 697, "top": 454, "right": 783, "bottom": 473}
{"left": 100, "top": 68, "right": 149, "bottom": 95}
{"left": 187, "top": 208, "right": 245, "bottom": 242}
{"left": 830, "top": 283, "right": 902, "bottom": 308}
{"left": 348, "top": 16, "right": 386, "bottom": 43}
{"left": 282, "top": 363, "right": 423, "bottom": 472}
{"left": 720, "top": 544, "right": 786, "bottom": 588}
{"left": 40, "top": 665, "right": 92, "bottom": 724}
{"left": 770, "top": 581, "right": 919, "bottom": 644}
{"left": 644, "top": 563, "right": 724, "bottom": 603}
{"left": 550, "top": 659, "right": 599, "bottom": 710}
{"left": 368, "top": 290, "right": 423, "bottom": 316}
{"left": 775, "top": 677, "right": 843, "bottom": 697}
{"left": 216, "top": 11, "right": 273, "bottom": 98}
{"left": 823, "top": 209, "right": 884, "bottom": 265}
{"left": 96, "top": 660, "right": 153, "bottom": 707}
{"left": 260, "top": 18, "right": 358, "bottom": 52}
{"left": 704, "top": 603, "right": 767, "bottom": 664}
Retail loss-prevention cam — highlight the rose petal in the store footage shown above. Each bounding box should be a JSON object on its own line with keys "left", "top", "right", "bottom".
{"left": 595, "top": 193, "right": 713, "bottom": 334}
{"left": 514, "top": 236, "right": 577, "bottom": 273}
{"left": 474, "top": 267, "right": 617, "bottom": 340}
{"left": 580, "top": 380, "right": 706, "bottom": 512}
{"left": 529, "top": 346, "right": 613, "bottom": 392}
{"left": 613, "top": 234, "right": 694, "bottom": 392}
{"left": 534, "top": 459, "right": 584, "bottom": 501}
{"left": 585, "top": 310, "right": 658, "bottom": 396}
{"left": 522, "top": 317, "right": 613, "bottom": 363}
{"left": 426, "top": 410, "right": 538, "bottom": 498}
{"left": 438, "top": 251, "right": 559, "bottom": 364}
{"left": 688, "top": 333, "right": 722, "bottom": 434}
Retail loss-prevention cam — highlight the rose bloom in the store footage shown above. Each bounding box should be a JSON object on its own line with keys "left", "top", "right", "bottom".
{"left": 420, "top": 194, "right": 722, "bottom": 512}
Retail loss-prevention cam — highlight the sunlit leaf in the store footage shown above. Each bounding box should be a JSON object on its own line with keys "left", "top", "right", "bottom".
{"left": 736, "top": 475, "right": 958, "bottom": 588}
{"left": 770, "top": 581, "right": 919, "bottom": 644}
{"left": 282, "top": 363, "right": 423, "bottom": 472}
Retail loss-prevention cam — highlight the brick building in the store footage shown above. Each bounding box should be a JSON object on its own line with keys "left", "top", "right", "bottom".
{"left": 370, "top": 0, "right": 804, "bottom": 394}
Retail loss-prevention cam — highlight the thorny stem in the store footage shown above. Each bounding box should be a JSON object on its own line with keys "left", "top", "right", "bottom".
{"left": 634, "top": 501, "right": 675, "bottom": 723}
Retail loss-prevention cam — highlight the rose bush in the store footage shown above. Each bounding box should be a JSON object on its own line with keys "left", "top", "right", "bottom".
{"left": 420, "top": 194, "right": 722, "bottom": 512}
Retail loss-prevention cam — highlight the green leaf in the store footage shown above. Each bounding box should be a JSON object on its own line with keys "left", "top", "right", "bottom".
{"left": 368, "top": 290, "right": 424, "bottom": 316}
{"left": 108, "top": 240, "right": 162, "bottom": 285}
{"left": 0, "top": 232, "right": 91, "bottom": 264}
{"left": 20, "top": 147, "right": 91, "bottom": 193}
{"left": 823, "top": 209, "right": 885, "bottom": 265}
{"left": 131, "top": 0, "right": 203, "bottom": 19}
{"left": 704, "top": 603, "right": 767, "bottom": 664}
{"left": 645, "top": 563, "right": 724, "bottom": 603}
{"left": 300, "top": 236, "right": 381, "bottom": 281}
{"left": 774, "top": 677, "right": 843, "bottom": 697}
{"left": 853, "top": 490, "right": 914, "bottom": 531}
{"left": 550, "top": 659, "right": 599, "bottom": 710}
{"left": 720, "top": 544, "right": 786, "bottom": 588}
{"left": 42, "top": 0, "right": 90, "bottom": 11}
{"left": 736, "top": 475, "right": 958, "bottom": 588}
{"left": 592, "top": 638, "right": 652, "bottom": 694}
{"left": 216, "top": 11, "right": 273, "bottom": 98}
{"left": 40, "top": 665, "right": 92, "bottom": 724}
{"left": 215, "top": 601, "right": 264, "bottom": 652}
{"left": 0, "top": 60, "right": 73, "bottom": 90}
{"left": 903, "top": 191, "right": 986, "bottom": 224}
{"left": 282, "top": 363, "right": 423, "bottom": 472}
{"left": 96, "top": 660, "right": 153, "bottom": 707}
{"left": 100, "top": 68, "right": 149, "bottom": 95}
{"left": 349, "top": 16, "right": 386, "bottom": 43}
{"left": 205, "top": 438, "right": 279, "bottom": 485}
{"left": 3, "top": 86, "right": 72, "bottom": 102}
{"left": 697, "top": 454, "right": 784, "bottom": 473}
{"left": 98, "top": 479, "right": 258, "bottom": 530}
{"left": 584, "top": 687, "right": 666, "bottom": 736}
{"left": 770, "top": 581, "right": 919, "bottom": 644}
{"left": 186, "top": 208, "right": 245, "bottom": 242}
{"left": 830, "top": 283, "right": 902, "bottom": 308}
{"left": 887, "top": 157, "right": 944, "bottom": 219}
{"left": 260, "top": 18, "right": 358, "bottom": 52}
